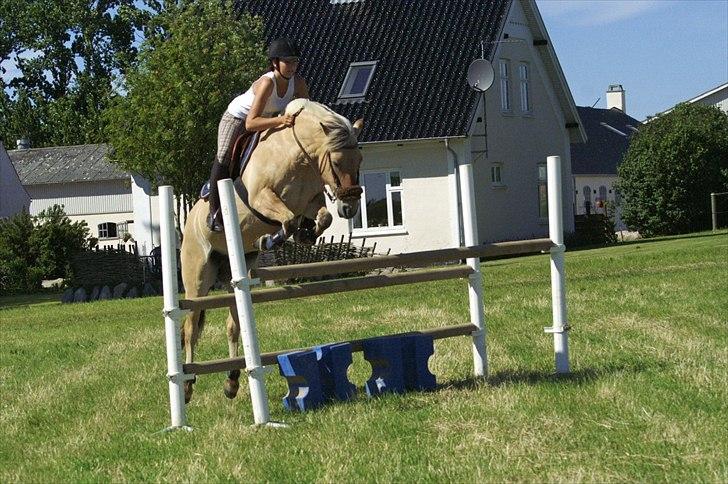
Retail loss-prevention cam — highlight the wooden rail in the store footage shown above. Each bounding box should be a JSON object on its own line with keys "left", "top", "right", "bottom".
{"left": 253, "top": 238, "right": 554, "bottom": 281}
{"left": 180, "top": 265, "right": 474, "bottom": 312}
{"left": 183, "top": 323, "right": 478, "bottom": 374}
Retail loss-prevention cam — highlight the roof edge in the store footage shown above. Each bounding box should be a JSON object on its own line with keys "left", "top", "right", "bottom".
{"left": 521, "top": 0, "right": 587, "bottom": 144}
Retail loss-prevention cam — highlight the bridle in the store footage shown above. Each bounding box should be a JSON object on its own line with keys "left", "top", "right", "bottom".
{"left": 290, "top": 108, "right": 361, "bottom": 204}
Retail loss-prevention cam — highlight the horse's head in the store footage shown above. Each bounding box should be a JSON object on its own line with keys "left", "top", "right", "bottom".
{"left": 318, "top": 117, "right": 364, "bottom": 219}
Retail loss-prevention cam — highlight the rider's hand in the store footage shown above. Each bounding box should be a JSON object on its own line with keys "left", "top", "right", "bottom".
{"left": 279, "top": 114, "right": 295, "bottom": 127}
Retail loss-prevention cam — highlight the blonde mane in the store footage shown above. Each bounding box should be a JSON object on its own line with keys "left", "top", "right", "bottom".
{"left": 285, "top": 99, "right": 357, "bottom": 150}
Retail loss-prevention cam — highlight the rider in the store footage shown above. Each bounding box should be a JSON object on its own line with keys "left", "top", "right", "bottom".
{"left": 207, "top": 38, "right": 309, "bottom": 231}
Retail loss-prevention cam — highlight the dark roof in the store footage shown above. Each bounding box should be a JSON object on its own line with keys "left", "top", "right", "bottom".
{"left": 8, "top": 144, "right": 128, "bottom": 185}
{"left": 570, "top": 107, "right": 642, "bottom": 175}
{"left": 237, "top": 0, "right": 511, "bottom": 142}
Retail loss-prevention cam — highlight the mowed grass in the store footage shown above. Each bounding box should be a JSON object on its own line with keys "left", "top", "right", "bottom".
{"left": 1, "top": 232, "right": 726, "bottom": 482}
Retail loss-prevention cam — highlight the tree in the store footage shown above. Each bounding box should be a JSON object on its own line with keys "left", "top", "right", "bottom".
{"left": 617, "top": 103, "right": 728, "bottom": 236}
{"left": 104, "top": 1, "right": 267, "bottom": 203}
{"left": 0, "top": 205, "right": 89, "bottom": 294}
{"left": 0, "top": 0, "right": 153, "bottom": 146}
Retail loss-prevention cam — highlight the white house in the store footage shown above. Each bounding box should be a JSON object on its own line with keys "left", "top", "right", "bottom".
{"left": 651, "top": 82, "right": 728, "bottom": 119}
{"left": 9, "top": 143, "right": 160, "bottom": 254}
{"left": 0, "top": 140, "right": 31, "bottom": 219}
{"left": 240, "top": 0, "right": 586, "bottom": 253}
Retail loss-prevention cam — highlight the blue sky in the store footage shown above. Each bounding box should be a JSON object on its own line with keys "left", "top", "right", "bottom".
{"left": 536, "top": 0, "right": 728, "bottom": 120}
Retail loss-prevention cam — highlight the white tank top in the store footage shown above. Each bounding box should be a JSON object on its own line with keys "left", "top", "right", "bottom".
{"left": 226, "top": 71, "right": 295, "bottom": 119}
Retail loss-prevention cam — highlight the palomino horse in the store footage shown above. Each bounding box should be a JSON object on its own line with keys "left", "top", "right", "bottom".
{"left": 180, "top": 99, "right": 363, "bottom": 402}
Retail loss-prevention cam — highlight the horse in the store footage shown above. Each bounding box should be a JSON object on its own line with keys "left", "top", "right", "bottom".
{"left": 180, "top": 98, "right": 364, "bottom": 403}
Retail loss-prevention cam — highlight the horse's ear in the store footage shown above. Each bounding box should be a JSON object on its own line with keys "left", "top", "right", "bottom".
{"left": 320, "top": 122, "right": 332, "bottom": 136}
{"left": 352, "top": 118, "right": 364, "bottom": 138}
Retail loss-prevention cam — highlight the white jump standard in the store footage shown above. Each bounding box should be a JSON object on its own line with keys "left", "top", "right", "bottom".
{"left": 158, "top": 155, "right": 571, "bottom": 428}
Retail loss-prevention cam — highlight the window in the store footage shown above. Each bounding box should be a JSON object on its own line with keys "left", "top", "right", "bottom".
{"left": 583, "top": 185, "right": 592, "bottom": 214}
{"left": 499, "top": 59, "right": 511, "bottom": 112}
{"left": 519, "top": 63, "right": 531, "bottom": 113}
{"left": 538, "top": 164, "right": 548, "bottom": 218}
{"left": 353, "top": 170, "right": 403, "bottom": 231}
{"left": 98, "top": 222, "right": 118, "bottom": 239}
{"left": 490, "top": 163, "right": 503, "bottom": 186}
{"left": 339, "top": 61, "right": 377, "bottom": 99}
{"left": 598, "top": 186, "right": 608, "bottom": 203}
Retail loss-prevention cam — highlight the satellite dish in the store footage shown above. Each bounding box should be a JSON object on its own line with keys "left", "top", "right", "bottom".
{"left": 466, "top": 58, "right": 494, "bottom": 92}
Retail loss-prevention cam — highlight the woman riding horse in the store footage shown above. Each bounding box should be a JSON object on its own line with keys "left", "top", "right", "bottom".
{"left": 207, "top": 38, "right": 310, "bottom": 232}
{"left": 181, "top": 99, "right": 364, "bottom": 403}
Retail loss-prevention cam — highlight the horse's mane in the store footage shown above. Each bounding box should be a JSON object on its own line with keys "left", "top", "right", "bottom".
{"left": 285, "top": 99, "right": 357, "bottom": 150}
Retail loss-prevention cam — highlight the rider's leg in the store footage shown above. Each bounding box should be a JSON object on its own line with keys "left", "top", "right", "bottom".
{"left": 208, "top": 112, "right": 245, "bottom": 231}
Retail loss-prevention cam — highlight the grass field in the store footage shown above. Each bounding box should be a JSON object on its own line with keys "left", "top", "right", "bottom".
{"left": 1, "top": 232, "right": 726, "bottom": 482}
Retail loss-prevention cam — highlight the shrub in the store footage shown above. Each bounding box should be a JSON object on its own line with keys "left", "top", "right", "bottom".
{"left": 617, "top": 103, "right": 728, "bottom": 236}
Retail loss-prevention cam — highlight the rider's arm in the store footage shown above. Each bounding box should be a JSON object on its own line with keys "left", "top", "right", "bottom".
{"left": 245, "top": 77, "right": 294, "bottom": 131}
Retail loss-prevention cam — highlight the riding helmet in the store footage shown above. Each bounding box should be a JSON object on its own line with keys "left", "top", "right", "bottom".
{"left": 267, "top": 38, "right": 301, "bottom": 59}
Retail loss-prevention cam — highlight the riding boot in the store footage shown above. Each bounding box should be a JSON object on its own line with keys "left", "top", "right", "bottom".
{"left": 207, "top": 162, "right": 230, "bottom": 232}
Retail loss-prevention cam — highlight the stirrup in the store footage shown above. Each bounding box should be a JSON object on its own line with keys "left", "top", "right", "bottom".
{"left": 207, "top": 211, "right": 224, "bottom": 232}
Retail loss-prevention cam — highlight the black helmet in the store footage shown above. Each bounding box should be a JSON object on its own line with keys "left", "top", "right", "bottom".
{"left": 267, "top": 38, "right": 301, "bottom": 59}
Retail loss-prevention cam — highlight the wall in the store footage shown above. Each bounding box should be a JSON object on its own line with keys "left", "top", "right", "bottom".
{"left": 25, "top": 179, "right": 133, "bottom": 217}
{"left": 573, "top": 174, "right": 626, "bottom": 230}
{"left": 0, "top": 141, "right": 31, "bottom": 218}
{"left": 471, "top": 0, "right": 576, "bottom": 242}
{"left": 326, "top": 140, "right": 456, "bottom": 254}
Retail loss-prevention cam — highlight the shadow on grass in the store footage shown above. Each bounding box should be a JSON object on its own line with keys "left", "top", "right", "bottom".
{"left": 440, "top": 360, "right": 667, "bottom": 392}
{"left": 0, "top": 292, "right": 62, "bottom": 310}
{"left": 564, "top": 230, "right": 728, "bottom": 254}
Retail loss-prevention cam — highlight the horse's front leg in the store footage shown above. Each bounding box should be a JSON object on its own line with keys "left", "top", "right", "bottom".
{"left": 294, "top": 193, "right": 332, "bottom": 244}
{"left": 250, "top": 187, "right": 296, "bottom": 235}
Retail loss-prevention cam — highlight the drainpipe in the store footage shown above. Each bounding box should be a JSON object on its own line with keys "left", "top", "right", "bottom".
{"left": 445, "top": 138, "right": 464, "bottom": 246}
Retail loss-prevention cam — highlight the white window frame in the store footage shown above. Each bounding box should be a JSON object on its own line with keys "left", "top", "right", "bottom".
{"left": 519, "top": 62, "right": 531, "bottom": 114}
{"left": 490, "top": 163, "right": 504, "bottom": 187}
{"left": 338, "top": 61, "right": 377, "bottom": 99}
{"left": 537, "top": 163, "right": 548, "bottom": 220}
{"left": 352, "top": 169, "right": 406, "bottom": 236}
{"left": 499, "top": 59, "right": 511, "bottom": 113}
{"left": 98, "top": 222, "right": 118, "bottom": 239}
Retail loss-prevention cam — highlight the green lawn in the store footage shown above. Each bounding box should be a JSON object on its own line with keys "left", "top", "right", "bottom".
{"left": 1, "top": 232, "right": 726, "bottom": 482}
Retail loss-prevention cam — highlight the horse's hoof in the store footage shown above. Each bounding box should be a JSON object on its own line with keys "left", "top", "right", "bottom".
{"left": 224, "top": 378, "right": 240, "bottom": 399}
{"left": 184, "top": 381, "right": 194, "bottom": 403}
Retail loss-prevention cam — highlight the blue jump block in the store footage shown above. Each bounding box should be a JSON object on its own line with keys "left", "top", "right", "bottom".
{"left": 278, "top": 343, "right": 356, "bottom": 411}
{"left": 315, "top": 343, "right": 357, "bottom": 401}
{"left": 363, "top": 334, "right": 436, "bottom": 397}
{"left": 277, "top": 350, "right": 325, "bottom": 411}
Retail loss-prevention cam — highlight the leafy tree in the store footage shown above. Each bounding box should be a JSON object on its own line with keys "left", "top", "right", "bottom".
{"left": 31, "top": 205, "right": 90, "bottom": 279}
{"left": 0, "top": 205, "right": 89, "bottom": 294}
{"left": 105, "top": 0, "right": 267, "bottom": 203}
{"left": 617, "top": 103, "right": 728, "bottom": 236}
{"left": 0, "top": 0, "right": 153, "bottom": 146}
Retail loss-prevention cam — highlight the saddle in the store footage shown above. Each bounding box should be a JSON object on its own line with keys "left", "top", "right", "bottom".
{"left": 200, "top": 131, "right": 260, "bottom": 200}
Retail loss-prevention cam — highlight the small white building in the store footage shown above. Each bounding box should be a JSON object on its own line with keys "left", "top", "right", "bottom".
{"left": 570, "top": 86, "right": 642, "bottom": 230}
{"left": 0, "top": 140, "right": 31, "bottom": 219}
{"left": 9, "top": 143, "right": 160, "bottom": 254}
{"left": 651, "top": 82, "right": 728, "bottom": 118}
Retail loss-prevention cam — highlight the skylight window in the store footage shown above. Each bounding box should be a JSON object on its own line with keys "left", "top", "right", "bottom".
{"left": 339, "top": 61, "right": 377, "bottom": 99}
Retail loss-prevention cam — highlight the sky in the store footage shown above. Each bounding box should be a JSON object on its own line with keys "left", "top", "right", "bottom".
{"left": 535, "top": 0, "right": 728, "bottom": 121}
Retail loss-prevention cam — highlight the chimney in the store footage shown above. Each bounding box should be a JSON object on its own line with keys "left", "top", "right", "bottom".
{"left": 606, "top": 84, "right": 626, "bottom": 113}
{"left": 16, "top": 138, "right": 30, "bottom": 150}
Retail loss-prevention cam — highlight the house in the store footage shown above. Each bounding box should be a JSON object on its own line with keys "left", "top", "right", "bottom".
{"left": 0, "top": 139, "right": 31, "bottom": 219}
{"left": 238, "top": 0, "right": 586, "bottom": 253}
{"left": 571, "top": 85, "right": 642, "bottom": 230}
{"left": 8, "top": 143, "right": 160, "bottom": 254}
{"left": 651, "top": 82, "right": 728, "bottom": 119}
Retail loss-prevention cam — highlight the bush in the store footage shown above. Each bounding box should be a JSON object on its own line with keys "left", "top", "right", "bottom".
{"left": 0, "top": 206, "right": 89, "bottom": 294}
{"left": 617, "top": 103, "right": 728, "bottom": 236}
